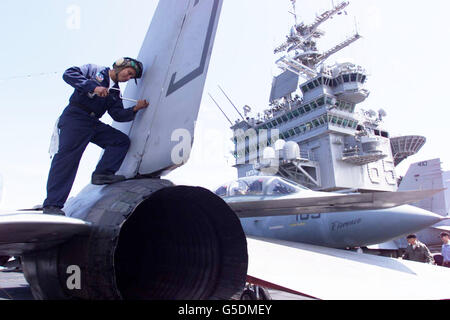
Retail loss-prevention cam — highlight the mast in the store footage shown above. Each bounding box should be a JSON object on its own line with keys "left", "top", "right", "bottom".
{"left": 274, "top": 1, "right": 360, "bottom": 80}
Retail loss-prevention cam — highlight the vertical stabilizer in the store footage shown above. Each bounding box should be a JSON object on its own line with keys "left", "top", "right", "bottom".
{"left": 398, "top": 158, "right": 448, "bottom": 216}
{"left": 114, "top": 0, "right": 223, "bottom": 177}
{"left": 444, "top": 171, "right": 450, "bottom": 215}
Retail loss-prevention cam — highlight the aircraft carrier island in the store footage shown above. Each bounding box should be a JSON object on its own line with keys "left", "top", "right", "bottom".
{"left": 230, "top": 0, "right": 426, "bottom": 193}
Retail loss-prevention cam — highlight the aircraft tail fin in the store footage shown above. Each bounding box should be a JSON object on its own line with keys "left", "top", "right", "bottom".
{"left": 113, "top": 0, "right": 224, "bottom": 177}
{"left": 398, "top": 158, "right": 449, "bottom": 216}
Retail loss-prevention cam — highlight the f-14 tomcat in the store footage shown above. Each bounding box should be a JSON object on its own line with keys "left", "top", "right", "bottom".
{"left": 217, "top": 175, "right": 445, "bottom": 248}
{"left": 1, "top": 0, "right": 450, "bottom": 301}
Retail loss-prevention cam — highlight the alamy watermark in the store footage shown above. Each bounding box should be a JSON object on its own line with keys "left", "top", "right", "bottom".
{"left": 169, "top": 126, "right": 280, "bottom": 174}
{"left": 66, "top": 265, "right": 81, "bottom": 290}
{"left": 66, "top": 5, "right": 81, "bottom": 30}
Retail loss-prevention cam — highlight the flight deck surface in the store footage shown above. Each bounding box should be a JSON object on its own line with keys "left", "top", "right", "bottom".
{"left": 0, "top": 270, "right": 32, "bottom": 300}
{"left": 0, "top": 269, "right": 308, "bottom": 300}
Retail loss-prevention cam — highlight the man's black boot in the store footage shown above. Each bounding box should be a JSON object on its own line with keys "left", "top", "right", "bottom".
{"left": 43, "top": 206, "right": 65, "bottom": 216}
{"left": 91, "top": 174, "right": 126, "bottom": 185}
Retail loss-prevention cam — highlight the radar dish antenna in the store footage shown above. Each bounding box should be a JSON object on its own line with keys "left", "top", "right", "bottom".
{"left": 378, "top": 108, "right": 387, "bottom": 121}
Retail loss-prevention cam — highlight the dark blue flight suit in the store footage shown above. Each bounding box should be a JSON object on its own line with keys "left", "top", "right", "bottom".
{"left": 43, "top": 64, "right": 136, "bottom": 209}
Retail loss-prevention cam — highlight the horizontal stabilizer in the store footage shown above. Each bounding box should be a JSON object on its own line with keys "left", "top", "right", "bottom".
{"left": 0, "top": 212, "right": 91, "bottom": 256}
{"left": 247, "top": 236, "right": 450, "bottom": 300}
{"left": 229, "top": 189, "right": 444, "bottom": 218}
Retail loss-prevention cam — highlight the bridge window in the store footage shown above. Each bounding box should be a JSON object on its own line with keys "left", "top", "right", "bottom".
{"left": 294, "top": 127, "right": 301, "bottom": 134}
{"left": 276, "top": 118, "right": 283, "bottom": 125}
{"left": 282, "top": 115, "right": 289, "bottom": 122}
{"left": 361, "top": 75, "right": 366, "bottom": 83}
{"left": 301, "top": 85, "right": 309, "bottom": 93}
{"left": 343, "top": 74, "right": 350, "bottom": 83}
{"left": 319, "top": 117, "right": 325, "bottom": 125}
{"left": 287, "top": 112, "right": 294, "bottom": 120}
{"left": 331, "top": 116, "right": 338, "bottom": 124}
{"left": 326, "top": 96, "right": 334, "bottom": 105}
{"left": 304, "top": 105, "right": 311, "bottom": 112}
{"left": 304, "top": 122, "right": 311, "bottom": 132}
{"left": 317, "top": 97, "right": 325, "bottom": 106}
{"left": 308, "top": 82, "right": 315, "bottom": 90}
{"left": 299, "top": 125, "right": 306, "bottom": 133}
{"left": 351, "top": 73, "right": 357, "bottom": 82}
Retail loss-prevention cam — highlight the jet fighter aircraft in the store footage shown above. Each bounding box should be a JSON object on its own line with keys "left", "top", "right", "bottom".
{"left": 216, "top": 176, "right": 444, "bottom": 248}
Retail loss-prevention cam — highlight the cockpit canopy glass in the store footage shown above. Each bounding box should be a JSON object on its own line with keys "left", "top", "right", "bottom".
{"left": 214, "top": 176, "right": 309, "bottom": 197}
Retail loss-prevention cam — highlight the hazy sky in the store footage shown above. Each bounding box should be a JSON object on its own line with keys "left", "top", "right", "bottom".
{"left": 0, "top": 0, "right": 449, "bottom": 209}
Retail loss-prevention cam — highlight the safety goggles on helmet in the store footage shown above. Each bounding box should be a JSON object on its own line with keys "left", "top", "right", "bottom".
{"left": 113, "top": 57, "right": 144, "bottom": 81}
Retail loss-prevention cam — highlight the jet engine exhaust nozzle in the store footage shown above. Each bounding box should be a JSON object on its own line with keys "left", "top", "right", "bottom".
{"left": 22, "top": 180, "right": 248, "bottom": 300}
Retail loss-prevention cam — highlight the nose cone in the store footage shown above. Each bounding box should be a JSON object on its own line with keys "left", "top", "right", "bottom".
{"left": 325, "top": 205, "right": 445, "bottom": 248}
{"left": 390, "top": 205, "right": 444, "bottom": 229}
{"left": 358, "top": 205, "right": 444, "bottom": 246}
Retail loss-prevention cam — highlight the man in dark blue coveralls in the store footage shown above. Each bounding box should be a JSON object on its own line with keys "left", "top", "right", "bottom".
{"left": 43, "top": 57, "right": 149, "bottom": 215}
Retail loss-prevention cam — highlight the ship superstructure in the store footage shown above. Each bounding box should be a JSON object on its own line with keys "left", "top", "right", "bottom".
{"left": 230, "top": 1, "right": 425, "bottom": 192}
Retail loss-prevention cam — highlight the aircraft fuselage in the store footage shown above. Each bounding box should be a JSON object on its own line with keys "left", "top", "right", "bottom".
{"left": 239, "top": 205, "right": 443, "bottom": 248}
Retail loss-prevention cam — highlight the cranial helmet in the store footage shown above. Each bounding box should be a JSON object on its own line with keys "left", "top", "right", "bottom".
{"left": 113, "top": 57, "right": 144, "bottom": 83}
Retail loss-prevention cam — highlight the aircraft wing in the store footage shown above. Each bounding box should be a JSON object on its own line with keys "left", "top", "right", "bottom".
{"left": 0, "top": 212, "right": 91, "bottom": 256}
{"left": 228, "top": 189, "right": 443, "bottom": 218}
{"left": 247, "top": 236, "right": 450, "bottom": 300}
